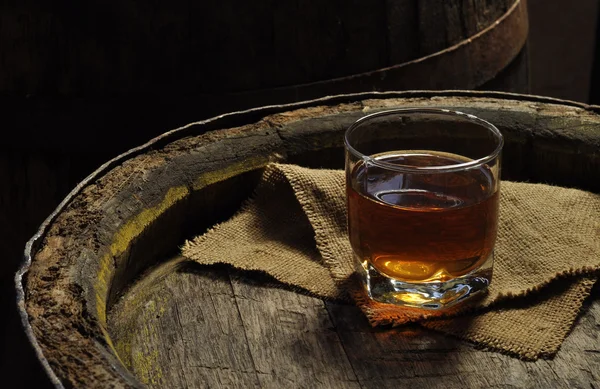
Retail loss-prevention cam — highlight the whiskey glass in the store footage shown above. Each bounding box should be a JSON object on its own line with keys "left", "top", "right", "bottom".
{"left": 345, "top": 108, "right": 503, "bottom": 309}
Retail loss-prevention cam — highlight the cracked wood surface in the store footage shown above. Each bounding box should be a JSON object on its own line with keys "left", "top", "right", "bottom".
{"left": 109, "top": 258, "right": 600, "bottom": 389}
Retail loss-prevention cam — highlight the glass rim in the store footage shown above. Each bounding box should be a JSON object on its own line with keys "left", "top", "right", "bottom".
{"left": 344, "top": 108, "right": 504, "bottom": 173}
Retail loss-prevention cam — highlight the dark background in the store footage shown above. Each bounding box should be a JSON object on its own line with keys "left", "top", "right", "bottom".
{"left": 1, "top": 0, "right": 599, "bottom": 387}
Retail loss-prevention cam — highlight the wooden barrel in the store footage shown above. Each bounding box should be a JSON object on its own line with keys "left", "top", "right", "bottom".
{"left": 3, "top": 0, "right": 528, "bottom": 99}
{"left": 19, "top": 91, "right": 600, "bottom": 389}
{"left": 2, "top": 0, "right": 529, "bottom": 151}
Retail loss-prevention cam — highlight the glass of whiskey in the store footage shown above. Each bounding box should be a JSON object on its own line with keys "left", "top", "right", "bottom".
{"left": 345, "top": 108, "right": 503, "bottom": 309}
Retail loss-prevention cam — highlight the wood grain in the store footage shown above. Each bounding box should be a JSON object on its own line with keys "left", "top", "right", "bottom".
{"left": 109, "top": 259, "right": 261, "bottom": 388}
{"left": 109, "top": 257, "right": 600, "bottom": 389}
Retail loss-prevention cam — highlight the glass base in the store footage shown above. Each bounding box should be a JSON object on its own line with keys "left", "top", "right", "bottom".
{"left": 358, "top": 253, "right": 493, "bottom": 310}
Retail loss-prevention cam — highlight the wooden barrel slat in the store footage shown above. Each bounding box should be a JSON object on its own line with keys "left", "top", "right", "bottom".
{"left": 19, "top": 91, "right": 600, "bottom": 388}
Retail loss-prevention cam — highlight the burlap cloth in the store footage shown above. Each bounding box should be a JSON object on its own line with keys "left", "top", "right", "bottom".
{"left": 182, "top": 163, "right": 600, "bottom": 360}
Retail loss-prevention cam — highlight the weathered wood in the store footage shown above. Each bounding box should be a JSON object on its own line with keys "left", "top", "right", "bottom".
{"left": 229, "top": 272, "right": 360, "bottom": 388}
{"left": 109, "top": 259, "right": 262, "bottom": 388}
{"left": 109, "top": 257, "right": 600, "bottom": 389}
{"left": 20, "top": 91, "right": 600, "bottom": 388}
{"left": 326, "top": 291, "right": 600, "bottom": 388}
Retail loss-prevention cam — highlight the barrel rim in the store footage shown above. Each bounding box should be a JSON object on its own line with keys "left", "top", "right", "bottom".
{"left": 15, "top": 89, "right": 600, "bottom": 387}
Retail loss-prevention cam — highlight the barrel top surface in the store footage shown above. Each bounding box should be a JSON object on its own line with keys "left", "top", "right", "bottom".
{"left": 17, "top": 91, "right": 600, "bottom": 388}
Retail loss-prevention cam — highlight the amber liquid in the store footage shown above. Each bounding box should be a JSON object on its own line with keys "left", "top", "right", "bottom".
{"left": 347, "top": 151, "right": 499, "bottom": 282}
